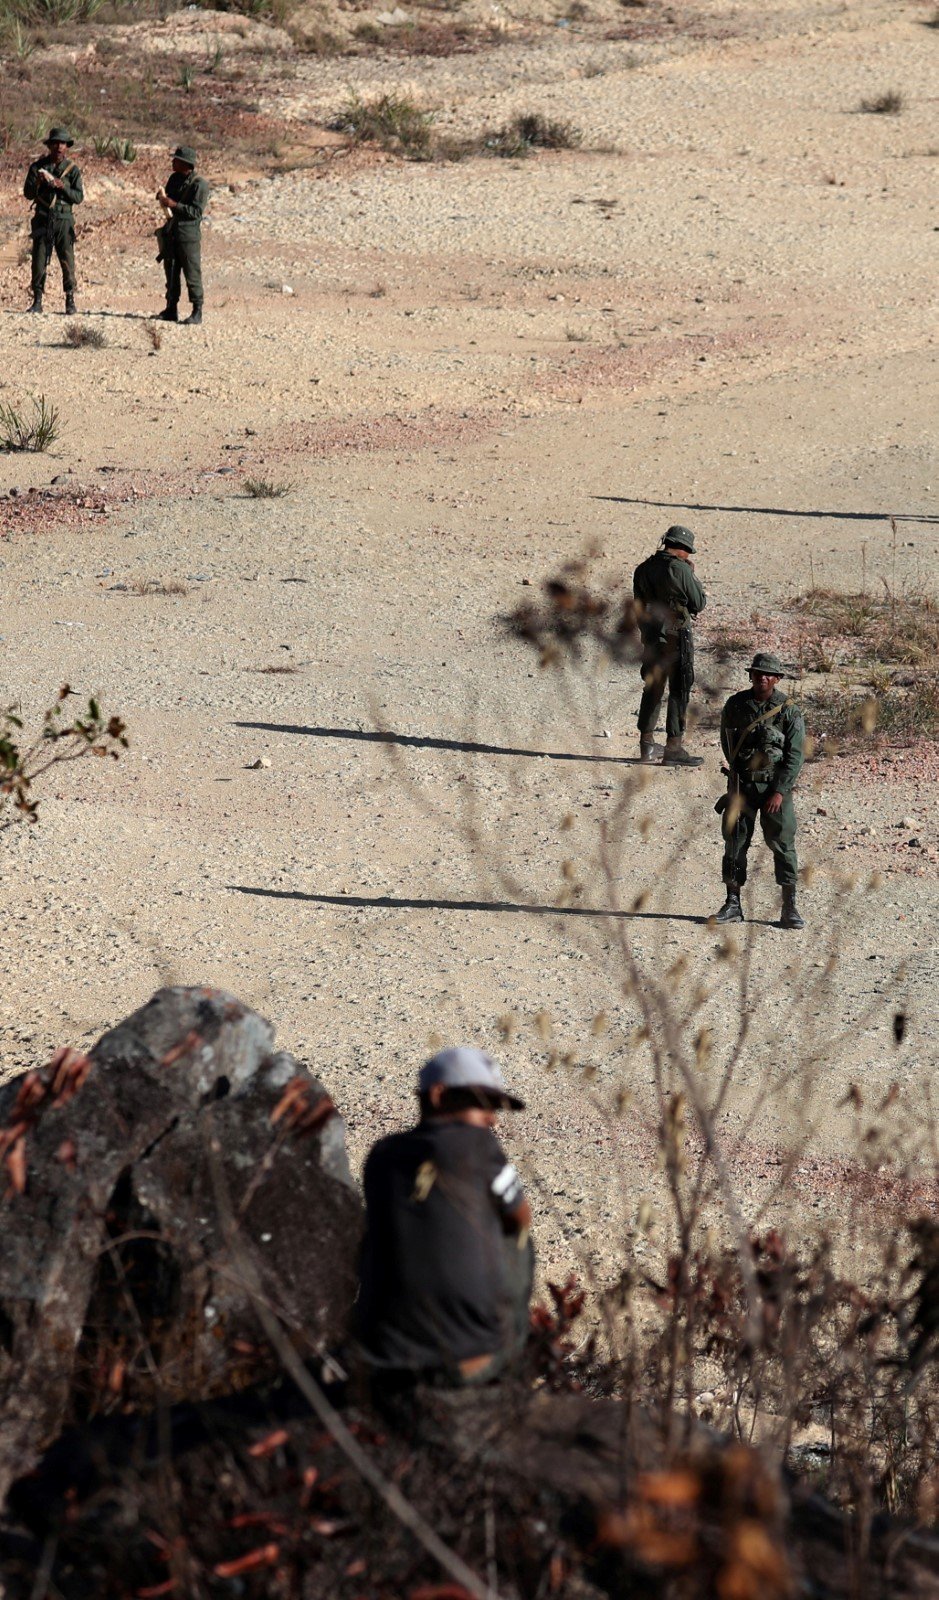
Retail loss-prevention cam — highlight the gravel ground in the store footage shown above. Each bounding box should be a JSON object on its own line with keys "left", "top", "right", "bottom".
{"left": 0, "top": 0, "right": 936, "bottom": 1283}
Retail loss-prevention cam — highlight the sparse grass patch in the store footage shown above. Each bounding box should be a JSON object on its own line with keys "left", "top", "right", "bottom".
{"left": 564, "top": 324, "right": 589, "bottom": 342}
{"left": 251, "top": 663, "right": 300, "bottom": 674}
{"left": 329, "top": 90, "right": 434, "bottom": 160}
{"left": 857, "top": 88, "right": 904, "bottom": 115}
{"left": 0, "top": 395, "right": 59, "bottom": 452}
{"left": 243, "top": 476, "right": 293, "bottom": 498}
{"left": 63, "top": 322, "right": 107, "bottom": 349}
{"left": 128, "top": 578, "right": 189, "bottom": 596}
{"left": 787, "top": 586, "right": 939, "bottom": 666}
{"left": 145, "top": 323, "right": 162, "bottom": 352}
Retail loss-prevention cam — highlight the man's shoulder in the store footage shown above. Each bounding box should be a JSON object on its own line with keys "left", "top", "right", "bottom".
{"left": 722, "top": 689, "right": 754, "bottom": 716}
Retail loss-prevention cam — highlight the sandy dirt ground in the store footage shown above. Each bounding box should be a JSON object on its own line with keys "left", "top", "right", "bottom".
{"left": 0, "top": 0, "right": 937, "bottom": 1283}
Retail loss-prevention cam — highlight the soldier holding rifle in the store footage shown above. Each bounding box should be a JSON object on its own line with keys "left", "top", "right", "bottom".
{"left": 713, "top": 651, "right": 806, "bottom": 929}
{"left": 23, "top": 127, "right": 83, "bottom": 316}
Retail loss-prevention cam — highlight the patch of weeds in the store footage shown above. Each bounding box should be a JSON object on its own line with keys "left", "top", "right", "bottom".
{"left": 805, "top": 674, "right": 939, "bottom": 749}
{"left": 330, "top": 90, "right": 434, "bottom": 159}
{"left": 244, "top": 477, "right": 293, "bottom": 498}
{"left": 857, "top": 88, "right": 904, "bottom": 115}
{"left": 145, "top": 323, "right": 162, "bottom": 352}
{"left": 484, "top": 113, "right": 583, "bottom": 158}
{"left": 63, "top": 322, "right": 107, "bottom": 348}
{"left": 128, "top": 578, "right": 189, "bottom": 596}
{"left": 290, "top": 20, "right": 343, "bottom": 53}
{"left": 178, "top": 62, "right": 195, "bottom": 92}
{"left": 564, "top": 324, "right": 589, "bottom": 342}
{"left": 787, "top": 587, "right": 939, "bottom": 667}
{"left": 352, "top": 19, "right": 382, "bottom": 43}
{"left": 251, "top": 663, "right": 300, "bottom": 674}
{"left": 0, "top": 395, "right": 59, "bottom": 452}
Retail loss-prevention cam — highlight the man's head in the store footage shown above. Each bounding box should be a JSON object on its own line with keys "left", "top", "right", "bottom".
{"left": 171, "top": 145, "right": 197, "bottom": 175}
{"left": 662, "top": 525, "right": 696, "bottom": 561}
{"left": 748, "top": 650, "right": 785, "bottom": 702}
{"left": 44, "top": 127, "right": 73, "bottom": 162}
{"left": 418, "top": 1046, "right": 525, "bottom": 1128}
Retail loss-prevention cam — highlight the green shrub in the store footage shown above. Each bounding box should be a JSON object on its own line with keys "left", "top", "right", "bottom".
{"left": 0, "top": 395, "right": 59, "bottom": 452}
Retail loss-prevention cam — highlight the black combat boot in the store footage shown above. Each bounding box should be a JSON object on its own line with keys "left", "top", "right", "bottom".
{"left": 714, "top": 884, "right": 744, "bottom": 924}
{"left": 156, "top": 305, "right": 179, "bottom": 322}
{"left": 28, "top": 294, "right": 43, "bottom": 314}
{"left": 64, "top": 294, "right": 76, "bottom": 316}
{"left": 780, "top": 885, "right": 804, "bottom": 930}
{"left": 662, "top": 738, "right": 703, "bottom": 768}
{"left": 639, "top": 740, "right": 660, "bottom": 765}
{"left": 183, "top": 304, "right": 202, "bottom": 326}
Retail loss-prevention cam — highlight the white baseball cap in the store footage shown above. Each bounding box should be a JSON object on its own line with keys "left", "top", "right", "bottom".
{"left": 419, "top": 1046, "right": 525, "bottom": 1110}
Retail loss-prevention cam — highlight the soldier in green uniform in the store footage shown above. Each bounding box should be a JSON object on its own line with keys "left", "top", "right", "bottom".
{"left": 23, "top": 127, "right": 83, "bottom": 316}
{"left": 632, "top": 525, "right": 707, "bottom": 766}
{"left": 154, "top": 145, "right": 210, "bottom": 325}
{"left": 713, "top": 651, "right": 805, "bottom": 929}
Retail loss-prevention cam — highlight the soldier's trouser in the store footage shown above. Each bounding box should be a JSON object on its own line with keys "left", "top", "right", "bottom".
{"left": 31, "top": 219, "right": 76, "bottom": 297}
{"left": 637, "top": 638, "right": 690, "bottom": 741}
{"left": 163, "top": 240, "right": 203, "bottom": 309}
{"left": 721, "top": 786, "right": 798, "bottom": 886}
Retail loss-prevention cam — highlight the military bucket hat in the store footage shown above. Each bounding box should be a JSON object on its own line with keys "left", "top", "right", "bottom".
{"left": 663, "top": 524, "right": 696, "bottom": 553}
{"left": 45, "top": 127, "right": 74, "bottom": 146}
{"left": 749, "top": 651, "right": 785, "bottom": 677}
{"left": 173, "top": 145, "right": 198, "bottom": 166}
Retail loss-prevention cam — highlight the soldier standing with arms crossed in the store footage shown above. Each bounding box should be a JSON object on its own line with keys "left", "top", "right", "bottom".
{"left": 632, "top": 525, "right": 707, "bottom": 766}
{"left": 155, "top": 145, "right": 209, "bottom": 325}
{"left": 713, "top": 651, "right": 806, "bottom": 929}
{"left": 23, "top": 127, "right": 83, "bottom": 316}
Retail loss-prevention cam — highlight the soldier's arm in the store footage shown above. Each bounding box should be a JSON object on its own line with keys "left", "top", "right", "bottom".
{"left": 774, "top": 706, "right": 805, "bottom": 793}
{"left": 171, "top": 178, "right": 209, "bottom": 222}
{"left": 60, "top": 166, "right": 83, "bottom": 206}
{"left": 678, "top": 564, "right": 706, "bottom": 615}
{"left": 23, "top": 163, "right": 40, "bottom": 202}
{"left": 720, "top": 703, "right": 733, "bottom": 764}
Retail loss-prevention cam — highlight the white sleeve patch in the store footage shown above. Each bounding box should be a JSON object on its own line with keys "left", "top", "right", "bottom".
{"left": 491, "top": 1163, "right": 521, "bottom": 1203}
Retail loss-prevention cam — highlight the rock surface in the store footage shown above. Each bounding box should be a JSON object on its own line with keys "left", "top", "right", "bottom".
{"left": 0, "top": 987, "right": 361, "bottom": 1502}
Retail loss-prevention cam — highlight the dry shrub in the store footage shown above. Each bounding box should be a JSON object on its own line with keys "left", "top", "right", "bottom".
{"left": 63, "top": 322, "right": 107, "bottom": 348}
{"left": 485, "top": 111, "right": 583, "bottom": 157}
{"left": 128, "top": 577, "right": 189, "bottom": 596}
{"left": 858, "top": 88, "right": 905, "bottom": 114}
{"left": 329, "top": 90, "right": 434, "bottom": 159}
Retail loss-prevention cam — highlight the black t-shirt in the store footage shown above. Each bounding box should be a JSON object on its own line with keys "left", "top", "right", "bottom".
{"left": 355, "top": 1120, "right": 533, "bottom": 1371}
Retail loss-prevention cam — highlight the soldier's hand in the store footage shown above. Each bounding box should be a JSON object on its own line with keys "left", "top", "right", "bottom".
{"left": 764, "top": 791, "right": 783, "bottom": 815}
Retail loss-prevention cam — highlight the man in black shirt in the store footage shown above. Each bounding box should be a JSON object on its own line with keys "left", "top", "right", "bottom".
{"left": 355, "top": 1047, "right": 533, "bottom": 1386}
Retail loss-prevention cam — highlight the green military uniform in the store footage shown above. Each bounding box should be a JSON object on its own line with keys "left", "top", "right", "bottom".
{"left": 23, "top": 129, "right": 83, "bottom": 312}
{"left": 633, "top": 525, "right": 706, "bottom": 763}
{"left": 714, "top": 651, "right": 806, "bottom": 928}
{"left": 157, "top": 147, "right": 210, "bottom": 323}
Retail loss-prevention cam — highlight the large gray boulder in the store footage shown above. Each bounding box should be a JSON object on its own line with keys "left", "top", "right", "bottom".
{"left": 0, "top": 987, "right": 362, "bottom": 1502}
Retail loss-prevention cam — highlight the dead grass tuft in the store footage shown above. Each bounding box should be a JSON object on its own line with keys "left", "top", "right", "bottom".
{"left": 128, "top": 578, "right": 189, "bottom": 596}
{"left": 485, "top": 112, "right": 583, "bottom": 157}
{"left": 243, "top": 476, "right": 293, "bottom": 498}
{"left": 857, "top": 88, "right": 904, "bottom": 115}
{"left": 63, "top": 322, "right": 107, "bottom": 349}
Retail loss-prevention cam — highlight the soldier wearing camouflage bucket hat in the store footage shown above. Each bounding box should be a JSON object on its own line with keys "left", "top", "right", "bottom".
{"left": 713, "top": 651, "right": 806, "bottom": 930}
{"left": 23, "top": 126, "right": 84, "bottom": 316}
{"left": 154, "top": 145, "right": 210, "bottom": 325}
{"left": 632, "top": 525, "right": 707, "bottom": 765}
